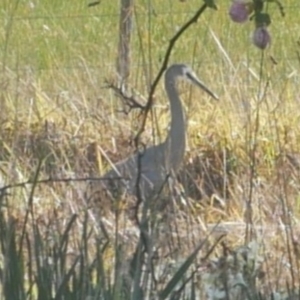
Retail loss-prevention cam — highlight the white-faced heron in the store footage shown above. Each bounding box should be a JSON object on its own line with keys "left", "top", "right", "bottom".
{"left": 100, "top": 63, "right": 218, "bottom": 199}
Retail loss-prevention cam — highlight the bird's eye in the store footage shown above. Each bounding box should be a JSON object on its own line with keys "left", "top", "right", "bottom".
{"left": 185, "top": 72, "right": 193, "bottom": 81}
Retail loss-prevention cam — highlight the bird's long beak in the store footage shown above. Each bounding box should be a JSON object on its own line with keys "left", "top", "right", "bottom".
{"left": 187, "top": 72, "right": 219, "bottom": 100}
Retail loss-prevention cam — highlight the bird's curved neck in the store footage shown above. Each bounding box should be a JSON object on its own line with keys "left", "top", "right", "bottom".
{"left": 164, "top": 76, "right": 186, "bottom": 171}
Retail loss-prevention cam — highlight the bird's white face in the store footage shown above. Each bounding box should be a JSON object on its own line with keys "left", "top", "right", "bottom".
{"left": 182, "top": 66, "right": 219, "bottom": 100}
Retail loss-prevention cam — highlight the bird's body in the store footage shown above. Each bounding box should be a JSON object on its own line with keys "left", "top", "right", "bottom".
{"left": 101, "top": 64, "right": 218, "bottom": 199}
{"left": 103, "top": 142, "right": 168, "bottom": 198}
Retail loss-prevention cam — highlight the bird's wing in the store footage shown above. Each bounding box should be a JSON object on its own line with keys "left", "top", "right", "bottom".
{"left": 101, "top": 144, "right": 169, "bottom": 196}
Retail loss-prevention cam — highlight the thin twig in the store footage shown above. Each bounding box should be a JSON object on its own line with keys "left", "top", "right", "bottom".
{"left": 104, "top": 79, "right": 146, "bottom": 114}
{"left": 0, "top": 175, "right": 124, "bottom": 193}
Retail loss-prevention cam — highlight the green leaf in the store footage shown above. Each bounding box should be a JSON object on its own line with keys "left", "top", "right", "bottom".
{"left": 203, "top": 0, "right": 218, "bottom": 10}
{"left": 159, "top": 222, "right": 223, "bottom": 300}
{"left": 253, "top": 0, "right": 264, "bottom": 13}
{"left": 159, "top": 241, "right": 204, "bottom": 300}
{"left": 254, "top": 12, "right": 271, "bottom": 26}
{"left": 267, "top": 0, "right": 285, "bottom": 17}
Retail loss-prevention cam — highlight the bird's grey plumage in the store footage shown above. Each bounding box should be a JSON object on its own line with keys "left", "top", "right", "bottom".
{"left": 101, "top": 64, "right": 218, "bottom": 199}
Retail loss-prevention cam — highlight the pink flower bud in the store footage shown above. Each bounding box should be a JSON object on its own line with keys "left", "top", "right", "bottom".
{"left": 252, "top": 27, "right": 271, "bottom": 49}
{"left": 229, "top": 1, "right": 251, "bottom": 23}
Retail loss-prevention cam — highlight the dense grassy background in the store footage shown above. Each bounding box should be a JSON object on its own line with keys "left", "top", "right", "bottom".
{"left": 0, "top": 0, "right": 300, "bottom": 299}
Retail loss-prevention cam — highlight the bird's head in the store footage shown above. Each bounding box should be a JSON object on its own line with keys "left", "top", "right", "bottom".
{"left": 181, "top": 64, "right": 219, "bottom": 100}
{"left": 167, "top": 64, "right": 219, "bottom": 100}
